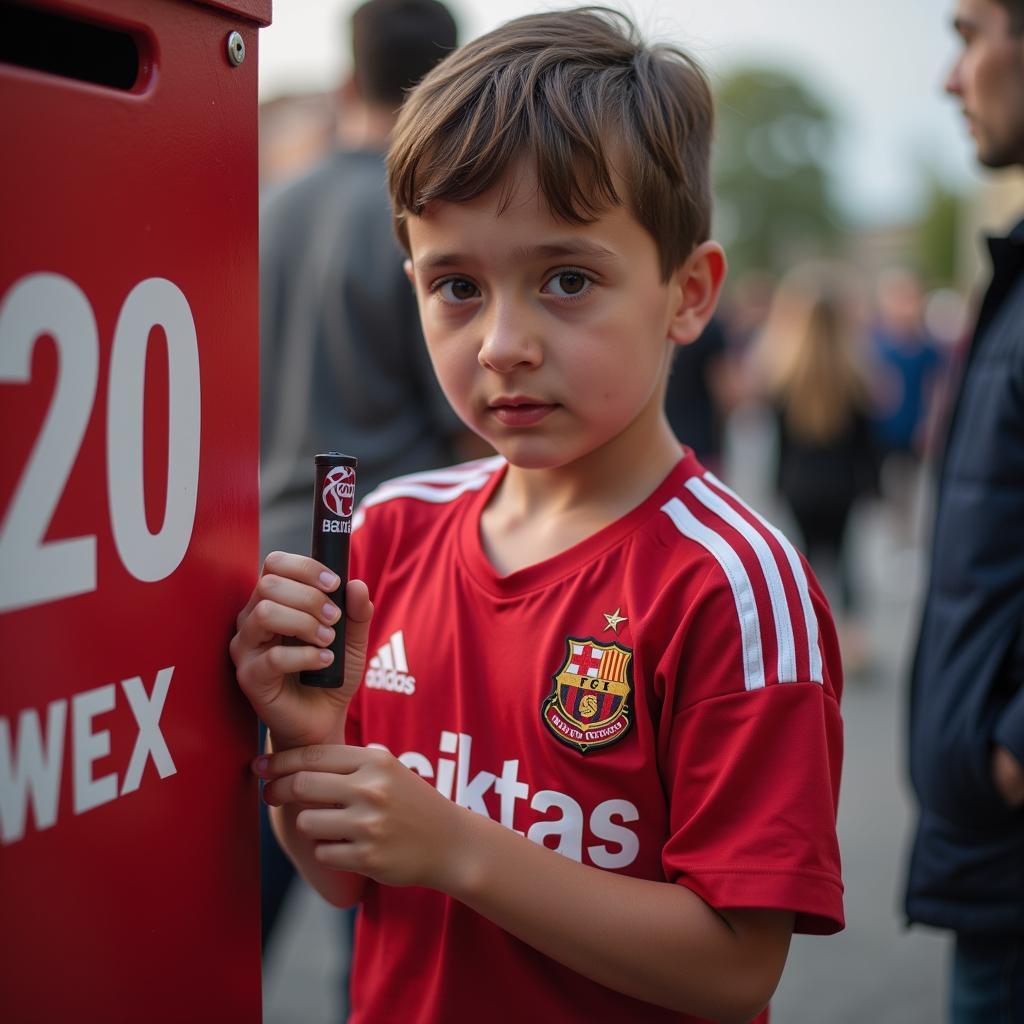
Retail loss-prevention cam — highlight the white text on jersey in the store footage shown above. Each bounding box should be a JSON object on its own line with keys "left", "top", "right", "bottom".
{"left": 369, "top": 730, "right": 640, "bottom": 869}
{"left": 365, "top": 631, "right": 416, "bottom": 696}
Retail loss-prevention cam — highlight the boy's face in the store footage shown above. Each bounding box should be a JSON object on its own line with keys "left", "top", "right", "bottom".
{"left": 404, "top": 165, "right": 686, "bottom": 472}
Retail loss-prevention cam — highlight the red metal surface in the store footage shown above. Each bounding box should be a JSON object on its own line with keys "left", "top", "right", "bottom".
{"left": 0, "top": 1, "right": 264, "bottom": 1020}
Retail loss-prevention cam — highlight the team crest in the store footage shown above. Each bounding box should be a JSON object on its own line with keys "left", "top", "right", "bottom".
{"left": 541, "top": 637, "right": 634, "bottom": 754}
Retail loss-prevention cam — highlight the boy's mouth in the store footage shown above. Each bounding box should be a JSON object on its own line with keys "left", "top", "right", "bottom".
{"left": 488, "top": 397, "right": 558, "bottom": 427}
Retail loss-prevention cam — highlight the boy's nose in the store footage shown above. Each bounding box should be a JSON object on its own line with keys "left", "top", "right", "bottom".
{"left": 478, "top": 303, "right": 542, "bottom": 372}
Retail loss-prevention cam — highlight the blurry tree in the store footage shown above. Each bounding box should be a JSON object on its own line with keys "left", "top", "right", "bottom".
{"left": 914, "top": 176, "right": 962, "bottom": 288}
{"left": 713, "top": 67, "right": 845, "bottom": 281}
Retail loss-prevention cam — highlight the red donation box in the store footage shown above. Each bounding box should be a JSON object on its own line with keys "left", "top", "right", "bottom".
{"left": 0, "top": 1, "right": 270, "bottom": 1020}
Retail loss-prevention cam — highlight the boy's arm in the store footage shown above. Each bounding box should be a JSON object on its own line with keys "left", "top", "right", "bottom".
{"left": 258, "top": 744, "right": 792, "bottom": 1023}
{"left": 230, "top": 552, "right": 377, "bottom": 908}
{"left": 453, "top": 811, "right": 793, "bottom": 1023}
{"left": 267, "top": 799, "right": 367, "bottom": 909}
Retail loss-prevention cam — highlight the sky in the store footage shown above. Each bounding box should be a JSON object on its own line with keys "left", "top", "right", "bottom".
{"left": 257, "top": 0, "right": 987, "bottom": 226}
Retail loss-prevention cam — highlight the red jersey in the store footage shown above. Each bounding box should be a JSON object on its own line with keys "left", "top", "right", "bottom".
{"left": 346, "top": 451, "right": 844, "bottom": 1024}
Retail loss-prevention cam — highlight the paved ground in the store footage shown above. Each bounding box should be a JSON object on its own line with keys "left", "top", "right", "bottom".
{"left": 263, "top": 411, "right": 951, "bottom": 1023}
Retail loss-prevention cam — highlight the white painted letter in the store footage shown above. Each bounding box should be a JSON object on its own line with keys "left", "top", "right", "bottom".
{"left": 0, "top": 701, "right": 67, "bottom": 843}
{"left": 72, "top": 684, "right": 117, "bottom": 814}
{"left": 120, "top": 667, "right": 176, "bottom": 795}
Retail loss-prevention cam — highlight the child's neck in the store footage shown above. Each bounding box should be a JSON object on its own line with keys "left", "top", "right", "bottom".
{"left": 479, "top": 421, "right": 682, "bottom": 577}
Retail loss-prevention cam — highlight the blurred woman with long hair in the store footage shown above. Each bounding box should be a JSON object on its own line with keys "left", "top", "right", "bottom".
{"left": 757, "top": 265, "right": 878, "bottom": 670}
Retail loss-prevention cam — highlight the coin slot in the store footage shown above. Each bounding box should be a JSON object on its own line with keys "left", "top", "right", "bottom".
{"left": 0, "top": 5, "right": 143, "bottom": 91}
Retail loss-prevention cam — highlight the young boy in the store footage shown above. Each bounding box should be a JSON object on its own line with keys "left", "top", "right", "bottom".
{"left": 231, "top": 9, "right": 844, "bottom": 1022}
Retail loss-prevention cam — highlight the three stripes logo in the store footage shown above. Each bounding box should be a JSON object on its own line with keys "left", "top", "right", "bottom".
{"left": 365, "top": 631, "right": 416, "bottom": 696}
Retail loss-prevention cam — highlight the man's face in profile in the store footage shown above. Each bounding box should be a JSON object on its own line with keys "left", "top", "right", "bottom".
{"left": 946, "top": 0, "right": 1024, "bottom": 167}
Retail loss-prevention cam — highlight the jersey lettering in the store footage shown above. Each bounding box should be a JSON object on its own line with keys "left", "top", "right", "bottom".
{"left": 391, "top": 730, "right": 640, "bottom": 869}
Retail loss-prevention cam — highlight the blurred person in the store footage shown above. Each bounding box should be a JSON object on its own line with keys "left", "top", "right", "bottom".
{"left": 258, "top": 91, "right": 335, "bottom": 189}
{"left": 868, "top": 267, "right": 945, "bottom": 548}
{"left": 232, "top": 10, "right": 846, "bottom": 1023}
{"left": 725, "top": 269, "right": 777, "bottom": 357}
{"left": 905, "top": 1, "right": 1024, "bottom": 1019}
{"left": 664, "top": 316, "right": 738, "bottom": 475}
{"left": 757, "top": 266, "right": 878, "bottom": 673}
{"left": 258, "top": 0, "right": 463, "bottom": 980}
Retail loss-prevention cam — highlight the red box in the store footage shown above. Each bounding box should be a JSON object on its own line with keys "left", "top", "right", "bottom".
{"left": 0, "top": 1, "right": 270, "bottom": 1020}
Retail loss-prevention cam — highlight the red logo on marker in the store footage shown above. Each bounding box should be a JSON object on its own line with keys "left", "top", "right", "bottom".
{"left": 322, "top": 465, "right": 355, "bottom": 518}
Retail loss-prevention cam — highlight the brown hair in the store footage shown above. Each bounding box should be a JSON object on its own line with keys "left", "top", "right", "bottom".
{"left": 757, "top": 265, "right": 873, "bottom": 444}
{"left": 350, "top": 0, "right": 458, "bottom": 109}
{"left": 387, "top": 6, "right": 713, "bottom": 280}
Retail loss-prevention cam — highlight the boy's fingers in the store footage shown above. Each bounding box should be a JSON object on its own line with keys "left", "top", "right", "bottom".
{"left": 345, "top": 579, "right": 373, "bottom": 625}
{"left": 238, "top": 552, "right": 341, "bottom": 624}
{"left": 257, "top": 574, "right": 342, "bottom": 625}
{"left": 253, "top": 742, "right": 369, "bottom": 781}
{"left": 294, "top": 808, "right": 353, "bottom": 840}
{"left": 235, "top": 645, "right": 333, "bottom": 701}
{"left": 312, "top": 841, "right": 363, "bottom": 873}
{"left": 343, "top": 586, "right": 372, "bottom": 648}
{"left": 264, "top": 550, "right": 341, "bottom": 593}
{"left": 238, "top": 599, "right": 335, "bottom": 650}
{"left": 262, "top": 770, "right": 351, "bottom": 808}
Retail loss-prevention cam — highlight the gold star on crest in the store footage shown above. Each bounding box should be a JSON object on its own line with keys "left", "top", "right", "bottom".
{"left": 602, "top": 608, "right": 627, "bottom": 634}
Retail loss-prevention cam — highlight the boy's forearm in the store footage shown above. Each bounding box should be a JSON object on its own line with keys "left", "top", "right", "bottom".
{"left": 445, "top": 811, "right": 792, "bottom": 1022}
{"left": 269, "top": 802, "right": 366, "bottom": 908}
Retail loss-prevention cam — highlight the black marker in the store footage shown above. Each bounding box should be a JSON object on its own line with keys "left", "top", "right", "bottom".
{"left": 300, "top": 453, "right": 358, "bottom": 688}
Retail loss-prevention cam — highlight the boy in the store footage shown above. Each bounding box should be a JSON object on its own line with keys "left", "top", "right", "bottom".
{"left": 231, "top": 9, "right": 844, "bottom": 1023}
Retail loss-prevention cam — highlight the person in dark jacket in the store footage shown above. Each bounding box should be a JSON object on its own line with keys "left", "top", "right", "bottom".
{"left": 906, "top": 1, "right": 1024, "bottom": 1018}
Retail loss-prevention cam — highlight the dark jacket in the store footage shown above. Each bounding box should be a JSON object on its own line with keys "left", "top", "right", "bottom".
{"left": 905, "top": 220, "right": 1024, "bottom": 935}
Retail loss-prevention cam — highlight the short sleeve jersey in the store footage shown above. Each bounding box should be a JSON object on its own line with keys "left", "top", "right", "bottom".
{"left": 346, "top": 451, "right": 844, "bottom": 1024}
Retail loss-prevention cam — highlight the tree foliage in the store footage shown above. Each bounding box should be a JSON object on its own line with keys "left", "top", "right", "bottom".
{"left": 914, "top": 176, "right": 962, "bottom": 288}
{"left": 713, "top": 67, "right": 844, "bottom": 280}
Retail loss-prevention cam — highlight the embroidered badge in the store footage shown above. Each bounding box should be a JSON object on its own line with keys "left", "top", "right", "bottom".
{"left": 541, "top": 637, "right": 634, "bottom": 754}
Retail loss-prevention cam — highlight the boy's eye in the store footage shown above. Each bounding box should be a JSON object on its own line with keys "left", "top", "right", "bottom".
{"left": 435, "top": 278, "right": 480, "bottom": 302}
{"left": 543, "top": 271, "right": 592, "bottom": 298}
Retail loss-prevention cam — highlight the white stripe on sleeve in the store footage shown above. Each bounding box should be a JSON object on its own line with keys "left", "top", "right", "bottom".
{"left": 686, "top": 477, "right": 798, "bottom": 683}
{"left": 704, "top": 472, "right": 823, "bottom": 683}
{"left": 661, "top": 496, "right": 766, "bottom": 691}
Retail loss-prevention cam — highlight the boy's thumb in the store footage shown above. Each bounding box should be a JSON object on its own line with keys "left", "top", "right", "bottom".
{"left": 341, "top": 579, "right": 374, "bottom": 698}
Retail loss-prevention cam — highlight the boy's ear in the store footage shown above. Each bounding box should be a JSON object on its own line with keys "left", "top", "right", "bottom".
{"left": 667, "top": 241, "right": 727, "bottom": 346}
{"left": 403, "top": 258, "right": 415, "bottom": 284}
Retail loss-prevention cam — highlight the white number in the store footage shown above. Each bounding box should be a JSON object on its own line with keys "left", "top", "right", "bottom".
{"left": 0, "top": 274, "right": 201, "bottom": 612}
{"left": 0, "top": 275, "right": 99, "bottom": 612}
{"left": 107, "top": 279, "right": 200, "bottom": 583}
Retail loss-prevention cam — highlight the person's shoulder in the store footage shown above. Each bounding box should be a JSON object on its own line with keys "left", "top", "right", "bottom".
{"left": 353, "top": 455, "right": 506, "bottom": 532}
{"left": 261, "top": 149, "right": 383, "bottom": 216}
{"left": 639, "top": 467, "right": 837, "bottom": 695}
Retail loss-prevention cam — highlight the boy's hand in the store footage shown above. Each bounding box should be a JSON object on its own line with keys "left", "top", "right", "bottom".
{"left": 230, "top": 552, "right": 373, "bottom": 751}
{"left": 255, "top": 744, "right": 470, "bottom": 892}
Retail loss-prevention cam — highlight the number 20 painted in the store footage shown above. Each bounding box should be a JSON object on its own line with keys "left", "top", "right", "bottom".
{"left": 0, "top": 274, "right": 201, "bottom": 613}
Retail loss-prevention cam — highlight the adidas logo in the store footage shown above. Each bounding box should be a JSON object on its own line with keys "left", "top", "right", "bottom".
{"left": 365, "top": 631, "right": 416, "bottom": 696}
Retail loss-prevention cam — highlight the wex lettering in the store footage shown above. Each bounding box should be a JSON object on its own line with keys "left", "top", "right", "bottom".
{"left": 0, "top": 666, "right": 177, "bottom": 844}
{"left": 371, "top": 730, "right": 640, "bottom": 869}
